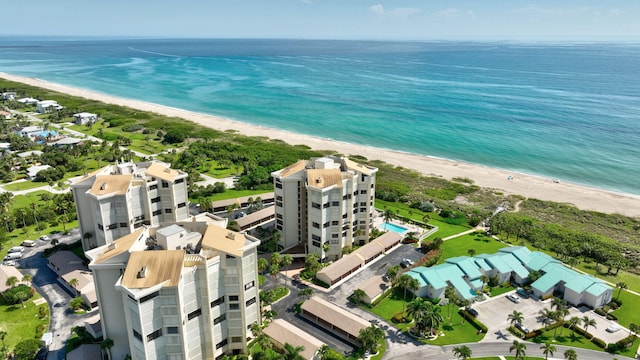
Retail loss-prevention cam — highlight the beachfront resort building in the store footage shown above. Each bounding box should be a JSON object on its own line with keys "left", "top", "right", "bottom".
{"left": 37, "top": 99, "right": 63, "bottom": 113}
{"left": 73, "top": 112, "right": 98, "bottom": 125}
{"left": 86, "top": 222, "right": 261, "bottom": 360}
{"left": 71, "top": 161, "right": 190, "bottom": 251}
{"left": 271, "top": 156, "right": 378, "bottom": 261}
{"left": 407, "top": 246, "right": 612, "bottom": 308}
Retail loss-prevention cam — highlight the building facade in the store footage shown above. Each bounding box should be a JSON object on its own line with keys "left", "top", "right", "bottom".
{"left": 86, "top": 222, "right": 261, "bottom": 360}
{"left": 71, "top": 161, "right": 190, "bottom": 251}
{"left": 271, "top": 157, "right": 378, "bottom": 261}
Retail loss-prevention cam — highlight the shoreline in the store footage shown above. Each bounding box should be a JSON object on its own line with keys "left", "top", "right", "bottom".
{"left": 2, "top": 71, "right": 639, "bottom": 217}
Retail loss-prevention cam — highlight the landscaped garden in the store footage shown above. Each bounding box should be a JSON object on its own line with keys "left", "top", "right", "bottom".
{"left": 0, "top": 290, "right": 49, "bottom": 356}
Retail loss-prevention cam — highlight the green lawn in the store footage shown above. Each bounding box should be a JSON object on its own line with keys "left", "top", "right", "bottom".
{"left": 10, "top": 191, "right": 49, "bottom": 208}
{"left": 369, "top": 293, "right": 484, "bottom": 345}
{"left": 531, "top": 327, "right": 602, "bottom": 352}
{"left": 2, "top": 181, "right": 47, "bottom": 192}
{"left": 612, "top": 290, "right": 640, "bottom": 328}
{"left": 203, "top": 190, "right": 273, "bottom": 202}
{"left": 439, "top": 232, "right": 507, "bottom": 262}
{"left": 0, "top": 293, "right": 49, "bottom": 352}
{"left": 489, "top": 285, "right": 515, "bottom": 297}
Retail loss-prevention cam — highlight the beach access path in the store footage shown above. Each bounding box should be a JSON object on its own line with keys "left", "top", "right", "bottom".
{"left": 2, "top": 72, "right": 639, "bottom": 217}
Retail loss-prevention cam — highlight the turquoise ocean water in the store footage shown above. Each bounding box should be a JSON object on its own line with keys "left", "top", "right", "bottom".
{"left": 0, "top": 38, "right": 638, "bottom": 195}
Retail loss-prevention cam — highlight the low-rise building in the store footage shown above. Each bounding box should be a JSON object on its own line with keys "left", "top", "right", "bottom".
{"left": 37, "top": 100, "right": 63, "bottom": 113}
{"left": 73, "top": 112, "right": 98, "bottom": 125}
{"left": 1, "top": 92, "right": 17, "bottom": 100}
{"left": 47, "top": 250, "right": 97, "bottom": 308}
{"left": 263, "top": 319, "right": 324, "bottom": 360}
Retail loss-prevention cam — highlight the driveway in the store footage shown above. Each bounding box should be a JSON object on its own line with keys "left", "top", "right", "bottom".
{"left": 474, "top": 292, "right": 551, "bottom": 341}
{"left": 16, "top": 229, "right": 94, "bottom": 360}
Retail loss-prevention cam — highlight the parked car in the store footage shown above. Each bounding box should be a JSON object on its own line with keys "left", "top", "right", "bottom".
{"left": 39, "top": 235, "right": 51, "bottom": 241}
{"left": 606, "top": 325, "right": 621, "bottom": 333}
{"left": 506, "top": 294, "right": 521, "bottom": 303}
{"left": 516, "top": 288, "right": 529, "bottom": 298}
{"left": 515, "top": 322, "right": 530, "bottom": 333}
{"left": 8, "top": 246, "right": 24, "bottom": 253}
{"left": 467, "top": 308, "right": 479, "bottom": 317}
{"left": 21, "top": 240, "right": 36, "bottom": 247}
{"left": 400, "top": 259, "right": 414, "bottom": 268}
{"left": 2, "top": 260, "right": 17, "bottom": 266}
{"left": 4, "top": 252, "right": 23, "bottom": 261}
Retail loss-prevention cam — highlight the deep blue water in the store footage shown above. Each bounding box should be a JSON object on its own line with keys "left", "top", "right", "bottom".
{"left": 1, "top": 38, "right": 639, "bottom": 195}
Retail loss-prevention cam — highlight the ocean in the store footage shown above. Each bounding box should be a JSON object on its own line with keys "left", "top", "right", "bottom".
{"left": 0, "top": 38, "right": 639, "bottom": 195}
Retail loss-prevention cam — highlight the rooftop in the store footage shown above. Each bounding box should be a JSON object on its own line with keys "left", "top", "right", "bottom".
{"left": 263, "top": 319, "right": 324, "bottom": 360}
{"left": 306, "top": 169, "right": 344, "bottom": 189}
{"left": 94, "top": 228, "right": 146, "bottom": 264}
{"left": 121, "top": 250, "right": 184, "bottom": 289}
{"left": 145, "top": 162, "right": 182, "bottom": 181}
{"left": 201, "top": 224, "right": 254, "bottom": 257}
{"left": 301, "top": 296, "right": 370, "bottom": 338}
{"left": 88, "top": 174, "right": 132, "bottom": 196}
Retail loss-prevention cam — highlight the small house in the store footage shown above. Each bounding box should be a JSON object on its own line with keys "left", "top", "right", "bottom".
{"left": 73, "top": 112, "right": 98, "bottom": 125}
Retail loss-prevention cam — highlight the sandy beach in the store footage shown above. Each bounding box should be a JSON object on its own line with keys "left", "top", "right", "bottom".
{"left": 2, "top": 72, "right": 639, "bottom": 217}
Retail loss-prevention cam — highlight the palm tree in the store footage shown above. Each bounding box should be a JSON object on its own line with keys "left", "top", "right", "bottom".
{"left": 551, "top": 297, "right": 567, "bottom": 311}
{"left": 385, "top": 264, "right": 401, "bottom": 286}
{"left": 100, "top": 338, "right": 114, "bottom": 360}
{"left": 397, "top": 274, "right": 419, "bottom": 313}
{"left": 540, "top": 342, "right": 556, "bottom": 360}
{"left": 271, "top": 252, "right": 282, "bottom": 267}
{"left": 69, "top": 297, "right": 84, "bottom": 311}
{"left": 616, "top": 281, "right": 627, "bottom": 300}
{"left": 479, "top": 274, "right": 489, "bottom": 293}
{"left": 249, "top": 322, "right": 262, "bottom": 338}
{"left": 30, "top": 202, "right": 39, "bottom": 228}
{"left": 5, "top": 276, "right": 18, "bottom": 288}
{"left": 467, "top": 248, "right": 476, "bottom": 257}
{"left": 629, "top": 323, "right": 640, "bottom": 345}
{"left": 509, "top": 340, "right": 527, "bottom": 360}
{"left": 582, "top": 316, "right": 597, "bottom": 333}
{"left": 382, "top": 208, "right": 394, "bottom": 225}
{"left": 68, "top": 278, "right": 79, "bottom": 294}
{"left": 568, "top": 316, "right": 581, "bottom": 336}
{"left": 358, "top": 324, "right": 384, "bottom": 354}
{"left": 281, "top": 254, "right": 293, "bottom": 285}
{"left": 564, "top": 349, "right": 578, "bottom": 360}
{"left": 298, "top": 287, "right": 314, "bottom": 300}
{"left": 258, "top": 258, "right": 268, "bottom": 274}
{"left": 539, "top": 308, "right": 557, "bottom": 329}
{"left": 351, "top": 289, "right": 366, "bottom": 306}
{"left": 269, "top": 264, "right": 280, "bottom": 290}
{"left": 406, "top": 298, "right": 431, "bottom": 334}
{"left": 281, "top": 342, "right": 305, "bottom": 360}
{"left": 508, "top": 310, "right": 524, "bottom": 327}
{"left": 317, "top": 344, "right": 330, "bottom": 360}
{"left": 422, "top": 304, "right": 443, "bottom": 336}
{"left": 21, "top": 274, "right": 32, "bottom": 286}
{"left": 452, "top": 345, "right": 472, "bottom": 360}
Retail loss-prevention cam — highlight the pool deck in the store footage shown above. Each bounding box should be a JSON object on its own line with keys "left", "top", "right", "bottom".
{"left": 372, "top": 211, "right": 424, "bottom": 237}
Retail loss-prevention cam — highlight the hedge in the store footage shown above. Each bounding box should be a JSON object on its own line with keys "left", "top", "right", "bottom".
{"left": 372, "top": 289, "right": 392, "bottom": 307}
{"left": 459, "top": 310, "right": 488, "bottom": 332}
{"left": 606, "top": 313, "right": 618, "bottom": 321}
{"left": 573, "top": 326, "right": 593, "bottom": 339}
{"left": 591, "top": 337, "right": 606, "bottom": 348}
{"left": 594, "top": 308, "right": 607, "bottom": 316}
{"left": 616, "top": 335, "right": 636, "bottom": 348}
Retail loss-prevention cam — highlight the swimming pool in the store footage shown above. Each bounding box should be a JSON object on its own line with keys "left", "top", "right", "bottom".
{"left": 380, "top": 222, "right": 408, "bottom": 234}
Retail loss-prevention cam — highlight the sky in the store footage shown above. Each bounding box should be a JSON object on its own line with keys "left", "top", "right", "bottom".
{"left": 2, "top": 0, "right": 639, "bottom": 41}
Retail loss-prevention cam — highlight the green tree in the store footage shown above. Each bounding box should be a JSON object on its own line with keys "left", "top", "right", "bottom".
{"left": 581, "top": 316, "right": 597, "bottom": 333}
{"left": 351, "top": 289, "right": 366, "bottom": 306}
{"left": 298, "top": 287, "right": 314, "bottom": 300}
{"left": 467, "top": 248, "right": 476, "bottom": 257}
{"left": 629, "top": 323, "right": 640, "bottom": 345}
{"left": 397, "top": 274, "right": 419, "bottom": 313}
{"left": 509, "top": 340, "right": 527, "bottom": 360}
{"left": 538, "top": 308, "right": 557, "bottom": 329}
{"left": 540, "top": 342, "right": 556, "bottom": 360}
{"left": 452, "top": 345, "right": 472, "bottom": 360}
{"left": 13, "top": 339, "right": 41, "bottom": 360}
{"left": 101, "top": 338, "right": 114, "bottom": 360}
{"left": 616, "top": 281, "right": 627, "bottom": 300}
{"left": 358, "top": 324, "right": 384, "bottom": 354}
{"left": 508, "top": 310, "right": 524, "bottom": 327}
{"left": 385, "top": 264, "right": 401, "bottom": 287}
{"left": 282, "top": 254, "right": 293, "bottom": 285}
{"left": 0, "top": 330, "right": 6, "bottom": 352}
{"left": 564, "top": 349, "right": 578, "bottom": 360}
{"left": 70, "top": 297, "right": 85, "bottom": 311}
{"left": 21, "top": 274, "right": 32, "bottom": 286}
{"left": 68, "top": 278, "right": 79, "bottom": 294}
{"left": 258, "top": 258, "right": 269, "bottom": 274}
{"left": 5, "top": 276, "right": 18, "bottom": 288}
{"left": 567, "top": 316, "right": 581, "bottom": 336}
{"left": 281, "top": 342, "right": 305, "bottom": 360}
{"left": 382, "top": 208, "right": 394, "bottom": 225}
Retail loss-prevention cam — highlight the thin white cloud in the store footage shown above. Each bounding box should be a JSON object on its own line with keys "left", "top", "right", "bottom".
{"left": 436, "top": 8, "right": 474, "bottom": 18}
{"left": 369, "top": 4, "right": 385, "bottom": 15}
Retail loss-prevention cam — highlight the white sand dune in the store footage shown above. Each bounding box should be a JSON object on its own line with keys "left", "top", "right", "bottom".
{"left": 2, "top": 72, "right": 639, "bottom": 217}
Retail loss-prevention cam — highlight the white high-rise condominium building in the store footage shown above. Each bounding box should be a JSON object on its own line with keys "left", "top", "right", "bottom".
{"left": 271, "top": 156, "right": 378, "bottom": 261}
{"left": 71, "top": 161, "right": 190, "bottom": 251}
{"left": 86, "top": 222, "right": 261, "bottom": 360}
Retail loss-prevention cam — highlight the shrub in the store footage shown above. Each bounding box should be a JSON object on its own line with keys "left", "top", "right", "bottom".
{"left": 524, "top": 329, "right": 542, "bottom": 340}
{"left": 591, "top": 337, "right": 606, "bottom": 348}
{"left": 2, "top": 284, "right": 34, "bottom": 305}
{"left": 392, "top": 312, "right": 410, "bottom": 323}
{"left": 547, "top": 320, "right": 564, "bottom": 330}
{"left": 459, "top": 309, "right": 488, "bottom": 332}
{"left": 615, "top": 335, "right": 636, "bottom": 348}
{"left": 606, "top": 313, "right": 618, "bottom": 321}
{"left": 371, "top": 289, "right": 392, "bottom": 307}
{"left": 611, "top": 298, "right": 623, "bottom": 307}
{"left": 594, "top": 308, "right": 607, "bottom": 316}
{"left": 122, "top": 124, "right": 144, "bottom": 132}
{"left": 574, "top": 326, "right": 593, "bottom": 339}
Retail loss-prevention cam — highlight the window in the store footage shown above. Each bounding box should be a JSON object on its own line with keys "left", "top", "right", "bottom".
{"left": 276, "top": 195, "right": 283, "bottom": 201}
{"left": 97, "top": 224, "right": 104, "bottom": 230}
{"left": 244, "top": 281, "right": 255, "bottom": 290}
{"left": 276, "top": 219, "right": 283, "bottom": 225}
{"left": 140, "top": 291, "right": 159, "bottom": 303}
{"left": 331, "top": 234, "right": 339, "bottom": 238}
{"left": 211, "top": 296, "right": 225, "bottom": 308}
{"left": 167, "top": 327, "right": 179, "bottom": 334}
{"left": 331, "top": 220, "right": 339, "bottom": 226}
{"left": 360, "top": 190, "right": 367, "bottom": 194}
{"left": 107, "top": 223, "right": 118, "bottom": 230}
{"left": 331, "top": 239, "right": 339, "bottom": 244}
{"left": 216, "top": 339, "right": 228, "bottom": 349}
{"left": 323, "top": 202, "right": 329, "bottom": 209}
{"left": 229, "top": 304, "right": 240, "bottom": 310}
{"left": 312, "top": 222, "right": 320, "bottom": 229}
{"left": 231, "top": 336, "right": 243, "bottom": 343}
{"left": 323, "top": 222, "right": 330, "bottom": 228}
{"left": 312, "top": 234, "right": 321, "bottom": 241}
{"left": 360, "top": 202, "right": 367, "bottom": 207}
{"left": 152, "top": 210, "right": 162, "bottom": 216}
{"left": 342, "top": 213, "right": 348, "bottom": 219}
{"left": 311, "top": 202, "right": 321, "bottom": 209}
{"left": 331, "top": 201, "right": 339, "bottom": 206}
{"left": 177, "top": 202, "right": 186, "bottom": 208}
{"left": 246, "top": 297, "right": 256, "bottom": 306}
{"left": 275, "top": 183, "right": 283, "bottom": 189}
{"left": 119, "top": 222, "right": 127, "bottom": 228}
{"left": 312, "top": 241, "right": 321, "bottom": 248}
{"left": 133, "top": 329, "right": 142, "bottom": 342}
{"left": 214, "top": 313, "right": 226, "bottom": 325}
{"left": 276, "top": 213, "right": 283, "bottom": 219}
{"left": 149, "top": 184, "right": 158, "bottom": 190}
{"left": 165, "top": 209, "right": 172, "bottom": 214}
{"left": 276, "top": 201, "right": 283, "bottom": 207}
{"left": 162, "top": 181, "right": 169, "bottom": 188}
{"left": 147, "top": 328, "right": 162, "bottom": 342}
{"left": 187, "top": 308, "right": 202, "bottom": 320}
{"left": 151, "top": 197, "right": 161, "bottom": 203}
{"left": 229, "top": 295, "right": 239, "bottom": 302}
{"left": 276, "top": 225, "right": 282, "bottom": 231}
{"left": 175, "top": 178, "right": 184, "bottom": 184}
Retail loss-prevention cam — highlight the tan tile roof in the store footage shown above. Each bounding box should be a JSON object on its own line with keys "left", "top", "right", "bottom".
{"left": 306, "top": 169, "right": 344, "bottom": 189}
{"left": 343, "top": 158, "right": 377, "bottom": 176}
{"left": 353, "top": 242, "right": 385, "bottom": 262}
{"left": 88, "top": 175, "right": 132, "bottom": 196}
{"left": 0, "top": 265, "right": 25, "bottom": 292}
{"left": 210, "top": 192, "right": 274, "bottom": 209}
{"left": 235, "top": 207, "right": 275, "bottom": 228}
{"left": 277, "top": 160, "right": 307, "bottom": 178}
{"left": 94, "top": 228, "right": 146, "bottom": 264}
{"left": 301, "top": 297, "right": 370, "bottom": 338}
{"left": 316, "top": 254, "right": 363, "bottom": 283}
{"left": 357, "top": 275, "right": 389, "bottom": 301}
{"left": 48, "top": 251, "right": 86, "bottom": 275}
{"left": 201, "top": 224, "right": 250, "bottom": 257}
{"left": 145, "top": 162, "right": 181, "bottom": 181}
{"left": 263, "top": 319, "right": 324, "bottom": 360}
{"left": 121, "top": 250, "right": 184, "bottom": 289}
{"left": 373, "top": 231, "right": 402, "bottom": 249}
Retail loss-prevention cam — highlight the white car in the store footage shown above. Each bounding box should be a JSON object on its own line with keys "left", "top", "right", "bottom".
{"left": 2, "top": 260, "right": 17, "bottom": 266}
{"left": 506, "top": 294, "right": 521, "bottom": 303}
{"left": 39, "top": 235, "right": 51, "bottom": 241}
{"left": 606, "top": 325, "right": 621, "bottom": 333}
{"left": 8, "top": 246, "right": 25, "bottom": 253}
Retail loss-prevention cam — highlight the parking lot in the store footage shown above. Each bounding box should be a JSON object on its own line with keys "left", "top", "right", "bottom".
{"left": 473, "top": 291, "right": 629, "bottom": 344}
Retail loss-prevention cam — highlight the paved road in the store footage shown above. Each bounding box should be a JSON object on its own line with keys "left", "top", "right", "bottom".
{"left": 16, "top": 228, "right": 94, "bottom": 360}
